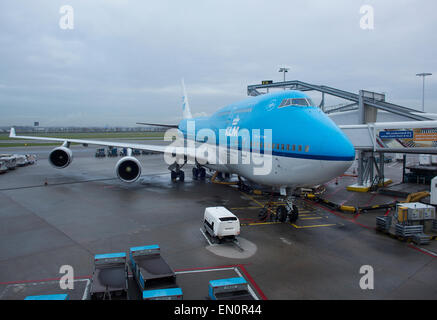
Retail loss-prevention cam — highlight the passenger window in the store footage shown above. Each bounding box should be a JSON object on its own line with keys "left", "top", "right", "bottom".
{"left": 287, "top": 144, "right": 290, "bottom": 151}
{"left": 292, "top": 145, "right": 296, "bottom": 151}
{"left": 305, "top": 145, "right": 310, "bottom": 152}
{"left": 298, "top": 145, "right": 302, "bottom": 152}
{"left": 281, "top": 144, "right": 284, "bottom": 150}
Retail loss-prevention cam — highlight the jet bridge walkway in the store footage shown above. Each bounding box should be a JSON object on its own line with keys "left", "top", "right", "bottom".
{"left": 248, "top": 80, "right": 432, "bottom": 121}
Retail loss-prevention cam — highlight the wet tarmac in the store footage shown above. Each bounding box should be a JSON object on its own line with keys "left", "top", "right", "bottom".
{"left": 0, "top": 144, "right": 436, "bottom": 299}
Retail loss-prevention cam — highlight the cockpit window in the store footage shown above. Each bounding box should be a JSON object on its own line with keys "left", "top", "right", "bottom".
{"left": 278, "top": 98, "right": 310, "bottom": 108}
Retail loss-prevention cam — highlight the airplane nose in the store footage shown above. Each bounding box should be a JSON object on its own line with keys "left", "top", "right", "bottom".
{"left": 318, "top": 125, "right": 355, "bottom": 178}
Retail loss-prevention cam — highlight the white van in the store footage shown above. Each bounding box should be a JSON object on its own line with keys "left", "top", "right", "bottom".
{"left": 203, "top": 207, "right": 240, "bottom": 239}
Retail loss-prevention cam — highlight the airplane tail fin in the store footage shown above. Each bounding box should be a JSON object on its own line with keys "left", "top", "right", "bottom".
{"left": 181, "top": 79, "right": 192, "bottom": 119}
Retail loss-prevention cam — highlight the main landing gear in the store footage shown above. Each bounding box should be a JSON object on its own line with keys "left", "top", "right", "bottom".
{"left": 192, "top": 166, "right": 206, "bottom": 180}
{"left": 276, "top": 197, "right": 299, "bottom": 223}
{"left": 168, "top": 162, "right": 185, "bottom": 182}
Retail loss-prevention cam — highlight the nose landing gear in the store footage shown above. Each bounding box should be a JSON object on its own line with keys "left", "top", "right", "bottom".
{"left": 258, "top": 194, "right": 299, "bottom": 223}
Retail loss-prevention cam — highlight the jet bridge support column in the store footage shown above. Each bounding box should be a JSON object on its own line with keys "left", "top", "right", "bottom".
{"left": 348, "top": 91, "right": 390, "bottom": 192}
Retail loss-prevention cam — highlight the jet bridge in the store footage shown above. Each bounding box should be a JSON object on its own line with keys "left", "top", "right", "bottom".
{"left": 248, "top": 80, "right": 432, "bottom": 121}
{"left": 248, "top": 80, "right": 437, "bottom": 191}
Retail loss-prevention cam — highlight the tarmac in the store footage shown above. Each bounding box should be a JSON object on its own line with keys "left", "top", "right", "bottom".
{"left": 0, "top": 142, "right": 437, "bottom": 300}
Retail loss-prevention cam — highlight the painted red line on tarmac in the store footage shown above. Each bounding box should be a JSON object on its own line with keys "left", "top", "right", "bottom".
{"left": 304, "top": 199, "right": 374, "bottom": 230}
{"left": 407, "top": 244, "right": 437, "bottom": 258}
{"left": 237, "top": 264, "right": 267, "bottom": 300}
{"left": 174, "top": 264, "right": 242, "bottom": 272}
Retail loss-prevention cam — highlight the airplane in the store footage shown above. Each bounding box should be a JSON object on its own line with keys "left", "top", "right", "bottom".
{"left": 9, "top": 81, "right": 356, "bottom": 222}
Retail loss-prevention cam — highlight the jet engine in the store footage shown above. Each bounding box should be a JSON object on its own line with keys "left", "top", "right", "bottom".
{"left": 115, "top": 156, "right": 142, "bottom": 183}
{"left": 49, "top": 146, "right": 73, "bottom": 168}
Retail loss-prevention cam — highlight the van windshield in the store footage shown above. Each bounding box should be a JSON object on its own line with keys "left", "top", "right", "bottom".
{"left": 219, "top": 217, "right": 238, "bottom": 222}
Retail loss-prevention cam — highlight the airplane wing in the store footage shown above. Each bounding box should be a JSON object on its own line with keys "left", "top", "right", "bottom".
{"left": 9, "top": 127, "right": 169, "bottom": 153}
{"left": 8, "top": 127, "right": 214, "bottom": 164}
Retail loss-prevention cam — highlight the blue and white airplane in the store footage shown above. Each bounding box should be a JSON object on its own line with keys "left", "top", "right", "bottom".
{"left": 9, "top": 82, "right": 355, "bottom": 220}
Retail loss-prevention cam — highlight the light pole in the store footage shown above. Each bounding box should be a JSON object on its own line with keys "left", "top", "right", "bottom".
{"left": 416, "top": 72, "right": 432, "bottom": 112}
{"left": 278, "top": 67, "right": 290, "bottom": 90}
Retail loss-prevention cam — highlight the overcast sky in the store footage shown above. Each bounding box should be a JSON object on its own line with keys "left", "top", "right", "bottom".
{"left": 0, "top": 0, "right": 436, "bottom": 126}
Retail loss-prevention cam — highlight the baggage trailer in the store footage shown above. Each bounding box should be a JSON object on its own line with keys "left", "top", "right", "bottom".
{"left": 129, "top": 245, "right": 178, "bottom": 293}
{"left": 208, "top": 277, "right": 255, "bottom": 300}
{"left": 90, "top": 252, "right": 129, "bottom": 300}
{"left": 25, "top": 294, "right": 69, "bottom": 300}
{"left": 107, "top": 147, "right": 118, "bottom": 157}
{"left": 142, "top": 288, "right": 183, "bottom": 300}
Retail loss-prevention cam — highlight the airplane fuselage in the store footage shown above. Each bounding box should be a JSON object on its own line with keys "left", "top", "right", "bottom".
{"left": 178, "top": 91, "right": 355, "bottom": 188}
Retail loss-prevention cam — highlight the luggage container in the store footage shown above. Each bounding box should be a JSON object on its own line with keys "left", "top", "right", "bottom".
{"left": 14, "top": 154, "right": 28, "bottom": 166}
{"left": 203, "top": 207, "right": 240, "bottom": 240}
{"left": 208, "top": 277, "right": 254, "bottom": 300}
{"left": 142, "top": 287, "right": 183, "bottom": 300}
{"left": 129, "top": 245, "right": 177, "bottom": 293}
{"left": 95, "top": 148, "right": 106, "bottom": 157}
{"left": 0, "top": 156, "right": 16, "bottom": 170}
{"left": 107, "top": 147, "right": 118, "bottom": 157}
{"left": 395, "top": 202, "right": 435, "bottom": 221}
{"left": 24, "top": 294, "right": 69, "bottom": 300}
{"left": 90, "top": 252, "right": 128, "bottom": 300}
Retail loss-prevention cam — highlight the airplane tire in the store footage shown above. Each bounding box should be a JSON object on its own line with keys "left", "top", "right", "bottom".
{"left": 277, "top": 206, "right": 287, "bottom": 223}
{"left": 199, "top": 168, "right": 206, "bottom": 179}
{"left": 289, "top": 205, "right": 299, "bottom": 223}
{"left": 192, "top": 167, "right": 199, "bottom": 179}
{"left": 171, "top": 171, "right": 177, "bottom": 182}
{"left": 179, "top": 171, "right": 185, "bottom": 182}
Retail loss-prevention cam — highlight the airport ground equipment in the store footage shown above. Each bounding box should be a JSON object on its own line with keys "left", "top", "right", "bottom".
{"left": 376, "top": 216, "right": 392, "bottom": 232}
{"left": 25, "top": 154, "right": 36, "bottom": 164}
{"left": 203, "top": 207, "right": 240, "bottom": 240}
{"left": 0, "top": 155, "right": 16, "bottom": 170}
{"left": 24, "top": 294, "right": 69, "bottom": 300}
{"left": 412, "top": 233, "right": 431, "bottom": 245}
{"left": 142, "top": 288, "right": 183, "bottom": 300}
{"left": 95, "top": 148, "right": 106, "bottom": 157}
{"left": 132, "top": 149, "right": 141, "bottom": 156}
{"left": 208, "top": 277, "right": 254, "bottom": 300}
{"left": 119, "top": 148, "right": 128, "bottom": 156}
{"left": 0, "top": 160, "right": 7, "bottom": 173}
{"left": 394, "top": 202, "right": 435, "bottom": 222}
{"left": 90, "top": 252, "right": 129, "bottom": 300}
{"left": 107, "top": 147, "right": 118, "bottom": 157}
{"left": 395, "top": 224, "right": 424, "bottom": 238}
{"left": 14, "top": 154, "right": 28, "bottom": 166}
{"left": 129, "top": 245, "right": 178, "bottom": 294}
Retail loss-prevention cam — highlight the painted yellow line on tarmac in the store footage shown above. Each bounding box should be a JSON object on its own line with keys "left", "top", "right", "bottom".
{"left": 301, "top": 217, "right": 323, "bottom": 220}
{"left": 231, "top": 207, "right": 263, "bottom": 210}
{"left": 290, "top": 223, "right": 336, "bottom": 229}
{"left": 245, "top": 222, "right": 281, "bottom": 226}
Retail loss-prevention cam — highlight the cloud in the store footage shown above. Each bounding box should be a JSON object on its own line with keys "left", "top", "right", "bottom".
{"left": 0, "top": 0, "right": 436, "bottom": 126}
